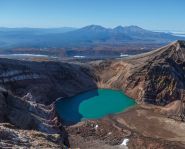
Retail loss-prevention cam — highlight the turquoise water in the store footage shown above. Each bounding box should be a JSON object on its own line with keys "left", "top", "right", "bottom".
{"left": 56, "top": 89, "right": 136, "bottom": 124}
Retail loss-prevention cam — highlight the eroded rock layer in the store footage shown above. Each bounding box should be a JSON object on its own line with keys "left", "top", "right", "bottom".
{"left": 0, "top": 59, "right": 97, "bottom": 104}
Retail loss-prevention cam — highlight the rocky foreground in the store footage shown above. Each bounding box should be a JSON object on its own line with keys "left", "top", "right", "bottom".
{"left": 0, "top": 41, "right": 185, "bottom": 148}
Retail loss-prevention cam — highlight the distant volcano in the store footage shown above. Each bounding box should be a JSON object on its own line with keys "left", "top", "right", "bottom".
{"left": 0, "top": 25, "right": 184, "bottom": 48}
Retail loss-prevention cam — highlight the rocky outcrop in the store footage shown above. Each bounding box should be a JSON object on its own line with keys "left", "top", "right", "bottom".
{"left": 0, "top": 87, "right": 62, "bottom": 133}
{"left": 0, "top": 123, "right": 66, "bottom": 148}
{"left": 0, "top": 87, "right": 69, "bottom": 147}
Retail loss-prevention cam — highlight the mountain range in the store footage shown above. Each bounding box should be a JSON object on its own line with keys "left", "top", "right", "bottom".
{"left": 0, "top": 25, "right": 184, "bottom": 49}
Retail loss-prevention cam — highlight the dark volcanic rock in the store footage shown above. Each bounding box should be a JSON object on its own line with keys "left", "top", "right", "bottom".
{"left": 0, "top": 59, "right": 97, "bottom": 105}
{"left": 0, "top": 87, "right": 61, "bottom": 134}
{"left": 0, "top": 87, "right": 69, "bottom": 147}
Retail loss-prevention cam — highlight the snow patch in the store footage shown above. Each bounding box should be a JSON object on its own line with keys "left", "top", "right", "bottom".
{"left": 95, "top": 125, "right": 98, "bottom": 129}
{"left": 121, "top": 138, "right": 129, "bottom": 146}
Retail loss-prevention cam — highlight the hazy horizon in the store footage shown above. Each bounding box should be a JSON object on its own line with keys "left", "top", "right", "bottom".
{"left": 1, "top": 25, "right": 185, "bottom": 33}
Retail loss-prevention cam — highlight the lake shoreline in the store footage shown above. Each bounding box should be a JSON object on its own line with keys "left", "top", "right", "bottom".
{"left": 56, "top": 89, "right": 136, "bottom": 125}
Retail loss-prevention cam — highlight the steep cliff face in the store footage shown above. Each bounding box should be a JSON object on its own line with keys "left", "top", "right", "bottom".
{"left": 0, "top": 87, "right": 61, "bottom": 133}
{"left": 94, "top": 41, "right": 185, "bottom": 103}
{"left": 94, "top": 41, "right": 185, "bottom": 118}
{"left": 136, "top": 40, "right": 185, "bottom": 105}
{"left": 0, "top": 87, "right": 69, "bottom": 148}
{"left": 0, "top": 59, "right": 97, "bottom": 105}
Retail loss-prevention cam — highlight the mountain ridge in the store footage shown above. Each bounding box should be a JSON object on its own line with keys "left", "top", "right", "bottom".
{"left": 95, "top": 40, "right": 185, "bottom": 109}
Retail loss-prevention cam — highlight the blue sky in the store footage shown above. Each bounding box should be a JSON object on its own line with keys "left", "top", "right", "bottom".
{"left": 0, "top": 0, "right": 185, "bottom": 31}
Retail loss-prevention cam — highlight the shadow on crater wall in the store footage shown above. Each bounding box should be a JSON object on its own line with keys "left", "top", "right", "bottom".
{"left": 56, "top": 89, "right": 99, "bottom": 125}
